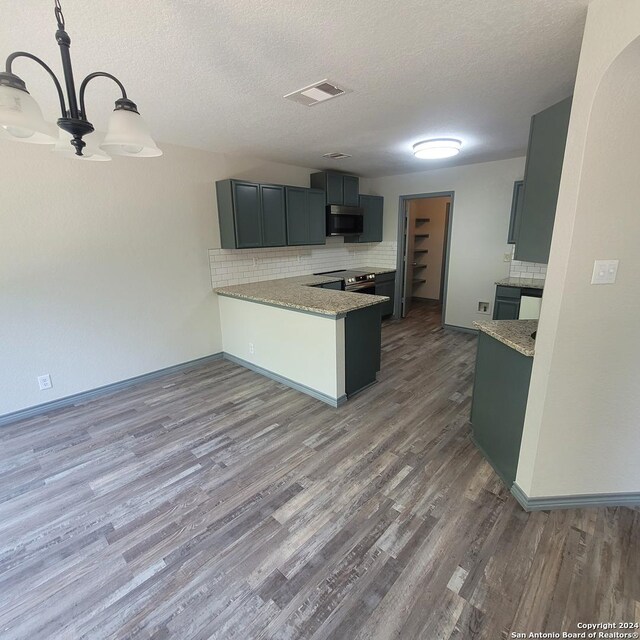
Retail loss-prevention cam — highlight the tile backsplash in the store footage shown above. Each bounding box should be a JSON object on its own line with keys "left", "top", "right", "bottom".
{"left": 509, "top": 246, "right": 547, "bottom": 280}
{"left": 209, "top": 238, "right": 398, "bottom": 288}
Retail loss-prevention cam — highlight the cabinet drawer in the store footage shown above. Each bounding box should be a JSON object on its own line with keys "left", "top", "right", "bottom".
{"left": 496, "top": 286, "right": 521, "bottom": 298}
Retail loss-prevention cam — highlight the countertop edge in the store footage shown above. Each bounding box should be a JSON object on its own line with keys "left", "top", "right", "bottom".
{"left": 473, "top": 320, "right": 537, "bottom": 357}
{"left": 216, "top": 289, "right": 389, "bottom": 318}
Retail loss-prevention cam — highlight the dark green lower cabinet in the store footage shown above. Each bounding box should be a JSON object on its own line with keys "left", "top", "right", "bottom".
{"left": 374, "top": 271, "right": 396, "bottom": 317}
{"left": 470, "top": 332, "right": 533, "bottom": 486}
{"left": 493, "top": 285, "right": 521, "bottom": 320}
{"left": 493, "top": 298, "right": 520, "bottom": 320}
{"left": 344, "top": 304, "right": 382, "bottom": 397}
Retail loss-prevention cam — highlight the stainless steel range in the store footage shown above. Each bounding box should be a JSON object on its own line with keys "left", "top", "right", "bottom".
{"left": 314, "top": 269, "right": 376, "bottom": 294}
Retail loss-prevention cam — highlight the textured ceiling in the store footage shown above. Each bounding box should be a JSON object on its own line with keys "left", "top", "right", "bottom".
{"left": 0, "top": 0, "right": 589, "bottom": 177}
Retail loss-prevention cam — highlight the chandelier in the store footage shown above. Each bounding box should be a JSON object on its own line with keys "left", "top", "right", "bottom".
{"left": 0, "top": 0, "right": 161, "bottom": 161}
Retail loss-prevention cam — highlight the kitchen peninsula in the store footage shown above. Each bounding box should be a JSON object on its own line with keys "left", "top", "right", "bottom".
{"left": 215, "top": 275, "right": 389, "bottom": 407}
{"left": 470, "top": 319, "right": 537, "bottom": 487}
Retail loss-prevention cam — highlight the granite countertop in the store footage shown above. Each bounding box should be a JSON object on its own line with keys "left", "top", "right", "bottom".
{"left": 215, "top": 274, "right": 388, "bottom": 317}
{"left": 473, "top": 319, "right": 538, "bottom": 357}
{"left": 496, "top": 277, "right": 545, "bottom": 290}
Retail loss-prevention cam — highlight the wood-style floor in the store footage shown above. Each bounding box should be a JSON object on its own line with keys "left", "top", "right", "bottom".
{"left": 1, "top": 301, "right": 638, "bottom": 639}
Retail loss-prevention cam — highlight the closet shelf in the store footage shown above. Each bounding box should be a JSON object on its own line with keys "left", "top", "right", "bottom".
{"left": 413, "top": 264, "right": 427, "bottom": 269}
{"left": 414, "top": 249, "right": 429, "bottom": 254}
{"left": 416, "top": 218, "right": 431, "bottom": 223}
{"left": 414, "top": 234, "right": 430, "bottom": 238}
{"left": 412, "top": 278, "right": 427, "bottom": 284}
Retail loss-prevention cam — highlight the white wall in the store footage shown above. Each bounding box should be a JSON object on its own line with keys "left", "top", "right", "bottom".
{"left": 0, "top": 141, "right": 315, "bottom": 417}
{"left": 516, "top": 0, "right": 640, "bottom": 497}
{"left": 219, "top": 296, "right": 345, "bottom": 400}
{"left": 369, "top": 157, "right": 525, "bottom": 328}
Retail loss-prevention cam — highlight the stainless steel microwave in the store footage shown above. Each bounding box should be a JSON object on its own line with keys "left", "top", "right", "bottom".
{"left": 326, "top": 205, "right": 364, "bottom": 236}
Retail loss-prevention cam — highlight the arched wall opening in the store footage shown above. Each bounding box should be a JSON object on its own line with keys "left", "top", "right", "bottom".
{"left": 516, "top": 32, "right": 640, "bottom": 498}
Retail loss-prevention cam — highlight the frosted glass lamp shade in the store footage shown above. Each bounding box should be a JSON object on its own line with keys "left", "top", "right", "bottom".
{"left": 100, "top": 108, "right": 162, "bottom": 157}
{"left": 413, "top": 138, "right": 462, "bottom": 159}
{"left": 54, "top": 130, "right": 112, "bottom": 161}
{"left": 0, "top": 84, "right": 58, "bottom": 144}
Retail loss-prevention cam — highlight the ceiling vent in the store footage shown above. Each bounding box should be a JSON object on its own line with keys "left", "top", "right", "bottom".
{"left": 284, "top": 80, "right": 349, "bottom": 107}
{"left": 322, "top": 152, "right": 352, "bottom": 159}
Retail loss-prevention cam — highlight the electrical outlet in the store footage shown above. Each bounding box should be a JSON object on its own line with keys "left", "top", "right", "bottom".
{"left": 504, "top": 252, "right": 512, "bottom": 262}
{"left": 38, "top": 374, "right": 52, "bottom": 390}
{"left": 249, "top": 342, "right": 255, "bottom": 355}
{"left": 478, "top": 302, "right": 490, "bottom": 314}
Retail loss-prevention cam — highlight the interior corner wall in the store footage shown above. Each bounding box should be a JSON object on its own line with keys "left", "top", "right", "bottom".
{"left": 369, "top": 157, "right": 525, "bottom": 329}
{"left": 516, "top": 0, "right": 640, "bottom": 497}
{"left": 0, "top": 140, "right": 313, "bottom": 417}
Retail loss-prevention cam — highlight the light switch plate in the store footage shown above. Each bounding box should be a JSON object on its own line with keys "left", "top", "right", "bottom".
{"left": 591, "top": 259, "right": 619, "bottom": 285}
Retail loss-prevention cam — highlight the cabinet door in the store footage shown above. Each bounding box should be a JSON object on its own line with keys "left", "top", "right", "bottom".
{"left": 493, "top": 298, "right": 520, "bottom": 320}
{"left": 285, "top": 187, "right": 309, "bottom": 245}
{"left": 260, "top": 185, "right": 286, "bottom": 247}
{"left": 507, "top": 180, "right": 524, "bottom": 244}
{"left": 325, "top": 172, "right": 344, "bottom": 205}
{"left": 360, "top": 195, "right": 383, "bottom": 243}
{"left": 307, "top": 189, "right": 327, "bottom": 245}
{"left": 233, "top": 181, "right": 262, "bottom": 248}
{"left": 343, "top": 175, "right": 360, "bottom": 206}
{"left": 515, "top": 96, "right": 572, "bottom": 263}
{"left": 375, "top": 280, "right": 395, "bottom": 317}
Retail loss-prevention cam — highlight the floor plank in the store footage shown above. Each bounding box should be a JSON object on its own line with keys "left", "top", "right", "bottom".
{"left": 0, "top": 300, "right": 638, "bottom": 639}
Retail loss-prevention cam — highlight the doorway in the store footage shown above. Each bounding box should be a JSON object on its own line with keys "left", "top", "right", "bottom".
{"left": 394, "top": 192, "right": 454, "bottom": 323}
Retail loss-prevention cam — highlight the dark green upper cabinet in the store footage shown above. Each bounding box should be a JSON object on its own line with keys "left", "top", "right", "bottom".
{"left": 515, "top": 96, "right": 572, "bottom": 263}
{"left": 216, "top": 180, "right": 286, "bottom": 249}
{"left": 507, "top": 180, "right": 524, "bottom": 244}
{"left": 345, "top": 194, "right": 384, "bottom": 244}
{"left": 325, "top": 172, "right": 344, "bottom": 205}
{"left": 343, "top": 175, "right": 360, "bottom": 206}
{"left": 260, "top": 185, "right": 287, "bottom": 247}
{"left": 310, "top": 171, "right": 360, "bottom": 206}
{"left": 285, "top": 187, "right": 326, "bottom": 246}
{"left": 308, "top": 189, "right": 327, "bottom": 244}
{"left": 285, "top": 187, "right": 308, "bottom": 246}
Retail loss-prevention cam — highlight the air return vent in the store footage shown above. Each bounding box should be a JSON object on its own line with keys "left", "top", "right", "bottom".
{"left": 322, "top": 152, "right": 352, "bottom": 159}
{"left": 284, "top": 80, "right": 349, "bottom": 107}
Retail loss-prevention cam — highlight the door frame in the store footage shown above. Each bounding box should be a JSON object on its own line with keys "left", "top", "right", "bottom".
{"left": 394, "top": 191, "right": 455, "bottom": 325}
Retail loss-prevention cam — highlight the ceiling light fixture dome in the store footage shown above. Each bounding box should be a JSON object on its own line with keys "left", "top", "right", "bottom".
{"left": 413, "top": 138, "right": 462, "bottom": 159}
{"left": 0, "top": 0, "right": 161, "bottom": 159}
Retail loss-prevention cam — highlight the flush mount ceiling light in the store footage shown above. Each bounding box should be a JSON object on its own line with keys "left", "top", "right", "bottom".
{"left": 413, "top": 138, "right": 462, "bottom": 159}
{"left": 0, "top": 0, "right": 161, "bottom": 159}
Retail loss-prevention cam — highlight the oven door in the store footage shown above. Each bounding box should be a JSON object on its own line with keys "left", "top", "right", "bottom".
{"left": 347, "top": 282, "right": 376, "bottom": 295}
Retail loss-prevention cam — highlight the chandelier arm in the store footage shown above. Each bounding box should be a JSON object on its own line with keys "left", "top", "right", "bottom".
{"left": 79, "top": 72, "right": 128, "bottom": 119}
{"left": 5, "top": 51, "right": 67, "bottom": 116}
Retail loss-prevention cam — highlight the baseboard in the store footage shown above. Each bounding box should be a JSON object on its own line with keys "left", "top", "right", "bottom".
{"left": 443, "top": 323, "right": 479, "bottom": 335}
{"left": 511, "top": 482, "right": 640, "bottom": 511}
{"left": 0, "top": 353, "right": 224, "bottom": 427}
{"left": 223, "top": 353, "right": 347, "bottom": 408}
